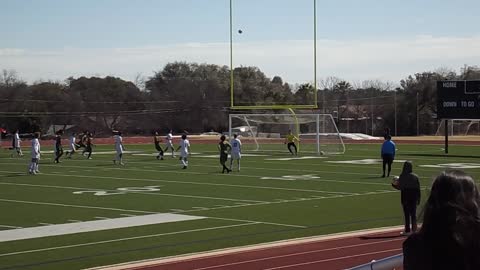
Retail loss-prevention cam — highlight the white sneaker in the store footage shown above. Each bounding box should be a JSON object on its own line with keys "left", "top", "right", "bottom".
{"left": 400, "top": 231, "right": 411, "bottom": 236}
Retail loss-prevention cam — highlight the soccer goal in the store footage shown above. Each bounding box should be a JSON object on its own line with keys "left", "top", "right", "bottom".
{"left": 435, "top": 119, "right": 480, "bottom": 136}
{"left": 228, "top": 114, "right": 345, "bottom": 154}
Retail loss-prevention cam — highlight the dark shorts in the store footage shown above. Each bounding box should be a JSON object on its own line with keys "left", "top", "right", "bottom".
{"left": 220, "top": 154, "right": 228, "bottom": 163}
{"left": 382, "top": 154, "right": 394, "bottom": 163}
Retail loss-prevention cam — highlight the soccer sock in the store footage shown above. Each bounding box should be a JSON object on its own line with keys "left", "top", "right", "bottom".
{"left": 237, "top": 160, "right": 240, "bottom": 171}
{"left": 35, "top": 163, "right": 39, "bottom": 172}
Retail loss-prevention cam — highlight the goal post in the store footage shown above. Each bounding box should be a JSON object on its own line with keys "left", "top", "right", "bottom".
{"left": 228, "top": 114, "right": 345, "bottom": 155}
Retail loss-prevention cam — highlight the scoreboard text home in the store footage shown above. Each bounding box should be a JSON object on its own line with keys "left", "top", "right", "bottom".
{"left": 437, "top": 80, "right": 480, "bottom": 119}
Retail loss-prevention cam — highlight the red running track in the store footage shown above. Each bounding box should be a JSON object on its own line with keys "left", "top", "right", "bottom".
{"left": 105, "top": 229, "right": 405, "bottom": 270}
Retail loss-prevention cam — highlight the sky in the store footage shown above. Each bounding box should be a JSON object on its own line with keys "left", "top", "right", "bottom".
{"left": 1, "top": 0, "right": 480, "bottom": 86}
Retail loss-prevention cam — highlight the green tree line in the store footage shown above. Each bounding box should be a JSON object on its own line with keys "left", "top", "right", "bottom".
{"left": 1, "top": 63, "right": 479, "bottom": 136}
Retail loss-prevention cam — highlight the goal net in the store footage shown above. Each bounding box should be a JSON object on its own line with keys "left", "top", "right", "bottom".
{"left": 228, "top": 114, "right": 345, "bottom": 154}
{"left": 435, "top": 119, "right": 480, "bottom": 136}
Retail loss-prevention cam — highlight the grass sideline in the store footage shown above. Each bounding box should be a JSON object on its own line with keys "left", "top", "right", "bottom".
{"left": 0, "top": 142, "right": 479, "bottom": 270}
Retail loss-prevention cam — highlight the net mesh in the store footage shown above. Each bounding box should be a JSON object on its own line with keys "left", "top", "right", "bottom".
{"left": 229, "top": 114, "right": 345, "bottom": 154}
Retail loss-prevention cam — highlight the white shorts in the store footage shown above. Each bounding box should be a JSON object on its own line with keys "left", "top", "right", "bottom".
{"left": 165, "top": 141, "right": 173, "bottom": 148}
{"left": 180, "top": 151, "right": 188, "bottom": 158}
{"left": 115, "top": 146, "right": 123, "bottom": 154}
{"left": 231, "top": 152, "right": 241, "bottom": 160}
{"left": 70, "top": 143, "right": 77, "bottom": 151}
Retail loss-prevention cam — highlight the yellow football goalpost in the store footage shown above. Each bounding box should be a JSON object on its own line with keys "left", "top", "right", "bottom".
{"left": 229, "top": 0, "right": 318, "bottom": 152}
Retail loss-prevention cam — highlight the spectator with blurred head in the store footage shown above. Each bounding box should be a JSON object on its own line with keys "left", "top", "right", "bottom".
{"left": 392, "top": 161, "right": 421, "bottom": 235}
{"left": 403, "top": 170, "right": 480, "bottom": 270}
{"left": 380, "top": 134, "right": 395, "bottom": 177}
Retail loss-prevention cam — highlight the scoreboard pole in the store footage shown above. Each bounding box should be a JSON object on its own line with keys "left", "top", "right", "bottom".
{"left": 444, "top": 119, "right": 449, "bottom": 154}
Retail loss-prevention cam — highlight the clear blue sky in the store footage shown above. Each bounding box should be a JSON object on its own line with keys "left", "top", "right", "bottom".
{"left": 2, "top": 0, "right": 478, "bottom": 48}
{"left": 1, "top": 0, "right": 479, "bottom": 83}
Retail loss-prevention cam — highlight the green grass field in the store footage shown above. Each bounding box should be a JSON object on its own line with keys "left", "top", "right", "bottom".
{"left": 0, "top": 142, "right": 479, "bottom": 270}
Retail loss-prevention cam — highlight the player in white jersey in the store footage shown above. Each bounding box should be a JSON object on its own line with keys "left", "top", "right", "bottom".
{"left": 65, "top": 133, "right": 78, "bottom": 159}
{"left": 176, "top": 134, "right": 190, "bottom": 169}
{"left": 164, "top": 130, "right": 175, "bottom": 157}
{"left": 230, "top": 134, "right": 242, "bottom": 172}
{"left": 112, "top": 131, "right": 125, "bottom": 165}
{"left": 28, "top": 132, "right": 41, "bottom": 175}
{"left": 11, "top": 130, "right": 23, "bottom": 157}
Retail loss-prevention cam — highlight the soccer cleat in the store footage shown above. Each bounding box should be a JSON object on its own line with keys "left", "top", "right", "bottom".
{"left": 113, "top": 160, "right": 116, "bottom": 164}
{"left": 182, "top": 166, "right": 187, "bottom": 169}
{"left": 120, "top": 162, "right": 125, "bottom": 166}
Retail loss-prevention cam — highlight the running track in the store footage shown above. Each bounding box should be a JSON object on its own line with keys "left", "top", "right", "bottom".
{"left": 97, "top": 228, "right": 405, "bottom": 270}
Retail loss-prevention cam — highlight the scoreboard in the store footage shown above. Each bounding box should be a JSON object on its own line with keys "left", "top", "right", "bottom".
{"left": 437, "top": 80, "right": 480, "bottom": 119}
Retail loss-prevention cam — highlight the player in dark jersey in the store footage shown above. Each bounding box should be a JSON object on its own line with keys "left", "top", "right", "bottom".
{"left": 154, "top": 132, "right": 164, "bottom": 160}
{"left": 218, "top": 135, "right": 232, "bottom": 174}
{"left": 84, "top": 132, "right": 94, "bottom": 159}
{"left": 54, "top": 130, "right": 64, "bottom": 163}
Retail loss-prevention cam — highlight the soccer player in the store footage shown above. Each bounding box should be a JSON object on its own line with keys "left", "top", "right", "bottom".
{"left": 80, "top": 131, "right": 89, "bottom": 156}
{"left": 11, "top": 129, "right": 23, "bottom": 157}
{"left": 284, "top": 130, "right": 299, "bottom": 156}
{"left": 28, "top": 132, "right": 41, "bottom": 175}
{"left": 53, "top": 130, "right": 64, "bottom": 163}
{"left": 218, "top": 135, "right": 232, "bottom": 173}
{"left": 84, "top": 133, "right": 94, "bottom": 159}
{"left": 176, "top": 134, "right": 190, "bottom": 169}
{"left": 154, "top": 132, "right": 164, "bottom": 160}
{"left": 230, "top": 134, "right": 242, "bottom": 172}
{"left": 113, "top": 131, "right": 124, "bottom": 165}
{"left": 65, "top": 132, "right": 78, "bottom": 159}
{"left": 381, "top": 134, "right": 396, "bottom": 177}
{"left": 164, "top": 130, "right": 175, "bottom": 158}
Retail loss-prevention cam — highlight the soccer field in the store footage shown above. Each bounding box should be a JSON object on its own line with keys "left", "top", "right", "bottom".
{"left": 0, "top": 142, "right": 479, "bottom": 270}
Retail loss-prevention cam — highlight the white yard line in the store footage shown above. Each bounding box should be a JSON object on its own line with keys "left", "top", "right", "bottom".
{"left": 0, "top": 181, "right": 267, "bottom": 203}
{"left": 0, "top": 167, "right": 363, "bottom": 194}
{"left": 0, "top": 213, "right": 206, "bottom": 243}
{"left": 0, "top": 223, "right": 258, "bottom": 257}
{"left": 207, "top": 216, "right": 307, "bottom": 229}
{"left": 0, "top": 198, "right": 157, "bottom": 214}
{"left": 0, "top": 225, "right": 22, "bottom": 229}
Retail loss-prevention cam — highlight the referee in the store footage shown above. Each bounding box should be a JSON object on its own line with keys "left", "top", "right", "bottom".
{"left": 381, "top": 134, "right": 396, "bottom": 177}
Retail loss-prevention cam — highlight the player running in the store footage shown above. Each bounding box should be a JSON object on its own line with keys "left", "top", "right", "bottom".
{"left": 28, "top": 132, "right": 41, "bottom": 175}
{"left": 285, "top": 130, "right": 299, "bottom": 156}
{"left": 176, "top": 134, "right": 190, "bottom": 169}
{"left": 65, "top": 132, "right": 78, "bottom": 159}
{"left": 230, "top": 134, "right": 242, "bottom": 172}
{"left": 53, "top": 130, "right": 64, "bottom": 163}
{"left": 154, "top": 132, "right": 164, "bottom": 160}
{"left": 164, "top": 130, "right": 175, "bottom": 158}
{"left": 112, "top": 131, "right": 125, "bottom": 165}
{"left": 83, "top": 133, "right": 94, "bottom": 159}
{"left": 218, "top": 135, "right": 232, "bottom": 174}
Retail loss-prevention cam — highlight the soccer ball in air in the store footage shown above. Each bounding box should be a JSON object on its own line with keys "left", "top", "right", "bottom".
{"left": 238, "top": 29, "right": 243, "bottom": 34}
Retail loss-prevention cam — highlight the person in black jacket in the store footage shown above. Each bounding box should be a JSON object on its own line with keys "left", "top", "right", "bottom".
{"left": 403, "top": 170, "right": 480, "bottom": 270}
{"left": 393, "top": 161, "right": 421, "bottom": 235}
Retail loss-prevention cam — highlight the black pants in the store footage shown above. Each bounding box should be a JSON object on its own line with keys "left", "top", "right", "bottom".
{"left": 382, "top": 154, "right": 393, "bottom": 176}
{"left": 287, "top": 142, "right": 297, "bottom": 154}
{"left": 401, "top": 190, "right": 419, "bottom": 232}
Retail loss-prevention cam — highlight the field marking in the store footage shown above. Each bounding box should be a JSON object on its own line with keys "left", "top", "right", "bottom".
{"left": 0, "top": 198, "right": 157, "bottom": 214}
{"left": 0, "top": 213, "right": 205, "bottom": 243}
{"left": 0, "top": 225, "right": 22, "bottom": 229}
{"left": 192, "top": 239, "right": 403, "bottom": 270}
{"left": 0, "top": 181, "right": 267, "bottom": 203}
{"left": 0, "top": 223, "right": 258, "bottom": 257}
{"left": 207, "top": 216, "right": 307, "bottom": 229}
{"left": 0, "top": 168, "right": 360, "bottom": 194}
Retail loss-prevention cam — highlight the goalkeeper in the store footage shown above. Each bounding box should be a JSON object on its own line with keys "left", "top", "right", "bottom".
{"left": 285, "top": 130, "right": 299, "bottom": 156}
